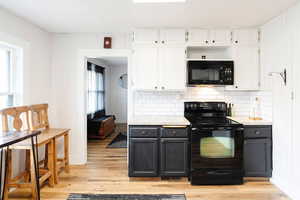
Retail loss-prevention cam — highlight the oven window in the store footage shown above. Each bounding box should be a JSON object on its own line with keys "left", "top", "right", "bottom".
{"left": 200, "top": 136, "right": 235, "bottom": 158}
{"left": 191, "top": 69, "right": 219, "bottom": 81}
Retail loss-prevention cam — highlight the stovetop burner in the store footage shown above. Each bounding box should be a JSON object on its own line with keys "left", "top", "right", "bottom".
{"left": 188, "top": 117, "right": 241, "bottom": 127}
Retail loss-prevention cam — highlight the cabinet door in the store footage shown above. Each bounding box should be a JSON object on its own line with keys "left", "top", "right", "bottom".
{"left": 159, "top": 44, "right": 186, "bottom": 90}
{"left": 226, "top": 46, "right": 260, "bottom": 90}
{"left": 160, "top": 138, "right": 189, "bottom": 177}
{"left": 233, "top": 29, "right": 259, "bottom": 45}
{"left": 187, "top": 29, "right": 210, "bottom": 45}
{"left": 133, "top": 44, "right": 159, "bottom": 90}
{"left": 160, "top": 29, "right": 186, "bottom": 44}
{"left": 210, "top": 30, "right": 232, "bottom": 46}
{"left": 129, "top": 138, "right": 159, "bottom": 177}
{"left": 134, "top": 29, "right": 159, "bottom": 44}
{"left": 244, "top": 138, "right": 272, "bottom": 177}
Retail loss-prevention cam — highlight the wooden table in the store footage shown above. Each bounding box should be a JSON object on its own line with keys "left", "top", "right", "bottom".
{"left": 0, "top": 130, "right": 41, "bottom": 200}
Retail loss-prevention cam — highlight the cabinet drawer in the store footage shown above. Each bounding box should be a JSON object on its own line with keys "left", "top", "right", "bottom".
{"left": 161, "top": 127, "right": 189, "bottom": 138}
{"left": 244, "top": 126, "right": 272, "bottom": 138}
{"left": 130, "top": 127, "right": 159, "bottom": 138}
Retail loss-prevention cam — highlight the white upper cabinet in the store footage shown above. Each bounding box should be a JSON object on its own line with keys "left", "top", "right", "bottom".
{"left": 233, "top": 29, "right": 259, "bottom": 45}
{"left": 210, "top": 30, "right": 232, "bottom": 46}
{"left": 159, "top": 44, "right": 186, "bottom": 90}
{"left": 132, "top": 43, "right": 159, "bottom": 90}
{"left": 133, "top": 29, "right": 159, "bottom": 44}
{"left": 187, "top": 29, "right": 210, "bottom": 45}
{"left": 187, "top": 29, "right": 231, "bottom": 46}
{"left": 132, "top": 29, "right": 186, "bottom": 91}
{"left": 226, "top": 46, "right": 260, "bottom": 91}
{"left": 160, "top": 29, "right": 186, "bottom": 44}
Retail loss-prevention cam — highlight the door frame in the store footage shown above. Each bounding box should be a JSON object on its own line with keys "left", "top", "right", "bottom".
{"left": 78, "top": 49, "right": 132, "bottom": 164}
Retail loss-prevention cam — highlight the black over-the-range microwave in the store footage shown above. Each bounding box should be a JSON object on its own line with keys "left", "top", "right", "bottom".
{"left": 187, "top": 60, "right": 234, "bottom": 86}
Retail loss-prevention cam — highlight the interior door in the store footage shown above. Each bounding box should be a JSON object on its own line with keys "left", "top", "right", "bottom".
{"left": 159, "top": 44, "right": 186, "bottom": 90}
{"left": 133, "top": 44, "right": 158, "bottom": 90}
{"left": 288, "top": 4, "right": 300, "bottom": 196}
{"left": 267, "top": 14, "right": 293, "bottom": 187}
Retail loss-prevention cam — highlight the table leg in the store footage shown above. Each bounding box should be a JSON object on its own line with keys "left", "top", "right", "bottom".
{"left": 0, "top": 148, "right": 3, "bottom": 200}
{"left": 64, "top": 133, "right": 70, "bottom": 173}
{"left": 31, "top": 136, "right": 40, "bottom": 200}
{"left": 1, "top": 147, "right": 9, "bottom": 200}
{"left": 53, "top": 138, "right": 58, "bottom": 184}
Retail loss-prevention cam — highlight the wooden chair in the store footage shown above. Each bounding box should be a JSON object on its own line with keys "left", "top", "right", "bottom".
{"left": 0, "top": 106, "right": 55, "bottom": 200}
{"left": 29, "top": 104, "right": 70, "bottom": 184}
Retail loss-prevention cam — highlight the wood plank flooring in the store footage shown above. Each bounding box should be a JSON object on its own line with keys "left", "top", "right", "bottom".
{"left": 10, "top": 124, "right": 289, "bottom": 200}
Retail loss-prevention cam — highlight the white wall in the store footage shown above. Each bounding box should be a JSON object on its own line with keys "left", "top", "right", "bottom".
{"left": 261, "top": 2, "right": 300, "bottom": 199}
{"left": 0, "top": 7, "right": 52, "bottom": 106}
{"left": 108, "top": 64, "right": 128, "bottom": 123}
{"left": 51, "top": 33, "right": 131, "bottom": 164}
{"left": 0, "top": 7, "right": 52, "bottom": 174}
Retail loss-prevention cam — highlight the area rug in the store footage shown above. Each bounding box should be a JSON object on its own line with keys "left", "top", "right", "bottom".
{"left": 67, "top": 194, "right": 186, "bottom": 200}
{"left": 107, "top": 132, "right": 127, "bottom": 148}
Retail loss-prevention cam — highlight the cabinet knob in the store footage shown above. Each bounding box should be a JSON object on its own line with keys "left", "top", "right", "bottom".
{"left": 162, "top": 41, "right": 165, "bottom": 44}
{"left": 235, "top": 86, "right": 238, "bottom": 89}
{"left": 155, "top": 86, "right": 158, "bottom": 89}
{"left": 235, "top": 41, "right": 238, "bottom": 44}
{"left": 162, "top": 86, "right": 165, "bottom": 90}
{"left": 212, "top": 40, "right": 215, "bottom": 43}
{"left": 205, "top": 40, "right": 209, "bottom": 44}
{"left": 155, "top": 41, "right": 158, "bottom": 44}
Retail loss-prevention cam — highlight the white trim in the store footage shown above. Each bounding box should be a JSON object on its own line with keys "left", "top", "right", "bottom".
{"left": 76, "top": 49, "right": 132, "bottom": 165}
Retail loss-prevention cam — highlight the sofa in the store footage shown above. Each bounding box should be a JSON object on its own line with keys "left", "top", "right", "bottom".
{"left": 87, "top": 110, "right": 116, "bottom": 139}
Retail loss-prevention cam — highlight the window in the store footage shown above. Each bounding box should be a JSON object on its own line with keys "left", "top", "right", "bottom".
{"left": 0, "top": 46, "right": 14, "bottom": 109}
{"left": 87, "top": 62, "right": 105, "bottom": 114}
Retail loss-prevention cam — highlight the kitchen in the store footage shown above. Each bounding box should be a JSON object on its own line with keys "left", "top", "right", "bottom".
{"left": 128, "top": 28, "right": 273, "bottom": 184}
{"left": 0, "top": 0, "right": 299, "bottom": 200}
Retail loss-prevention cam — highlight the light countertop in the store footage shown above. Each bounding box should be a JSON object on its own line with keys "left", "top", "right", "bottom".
{"left": 228, "top": 116, "right": 272, "bottom": 126}
{"left": 128, "top": 115, "right": 190, "bottom": 126}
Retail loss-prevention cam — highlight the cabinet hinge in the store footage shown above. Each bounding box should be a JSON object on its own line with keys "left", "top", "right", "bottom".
{"left": 185, "top": 31, "right": 189, "bottom": 42}
{"left": 132, "top": 32, "right": 135, "bottom": 42}
{"left": 230, "top": 31, "right": 233, "bottom": 43}
{"left": 258, "top": 30, "right": 261, "bottom": 43}
{"left": 291, "top": 92, "right": 294, "bottom": 101}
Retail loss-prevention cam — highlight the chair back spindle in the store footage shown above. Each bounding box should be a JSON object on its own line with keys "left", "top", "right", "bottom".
{"left": 29, "top": 104, "right": 50, "bottom": 130}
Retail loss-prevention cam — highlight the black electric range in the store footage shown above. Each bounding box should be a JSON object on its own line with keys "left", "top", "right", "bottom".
{"left": 185, "top": 102, "right": 244, "bottom": 185}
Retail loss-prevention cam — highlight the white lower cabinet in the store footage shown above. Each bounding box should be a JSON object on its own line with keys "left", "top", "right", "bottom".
{"left": 226, "top": 45, "right": 260, "bottom": 91}
{"left": 133, "top": 43, "right": 186, "bottom": 91}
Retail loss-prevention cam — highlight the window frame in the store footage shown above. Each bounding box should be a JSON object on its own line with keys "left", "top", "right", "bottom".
{"left": 0, "top": 44, "right": 16, "bottom": 108}
{"left": 87, "top": 62, "right": 105, "bottom": 114}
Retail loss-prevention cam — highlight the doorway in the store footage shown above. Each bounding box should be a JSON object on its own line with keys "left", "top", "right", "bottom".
{"left": 85, "top": 56, "right": 129, "bottom": 160}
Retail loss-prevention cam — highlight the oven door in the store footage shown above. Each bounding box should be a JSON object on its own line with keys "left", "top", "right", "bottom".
{"left": 187, "top": 61, "right": 234, "bottom": 85}
{"left": 191, "top": 127, "right": 243, "bottom": 170}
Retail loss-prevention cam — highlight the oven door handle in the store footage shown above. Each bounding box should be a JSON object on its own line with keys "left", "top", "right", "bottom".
{"left": 208, "top": 171, "right": 232, "bottom": 176}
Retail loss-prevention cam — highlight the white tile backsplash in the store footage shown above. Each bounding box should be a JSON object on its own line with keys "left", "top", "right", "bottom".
{"left": 133, "top": 87, "right": 273, "bottom": 120}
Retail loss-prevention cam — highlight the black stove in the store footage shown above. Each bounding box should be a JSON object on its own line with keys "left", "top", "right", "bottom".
{"left": 185, "top": 102, "right": 244, "bottom": 185}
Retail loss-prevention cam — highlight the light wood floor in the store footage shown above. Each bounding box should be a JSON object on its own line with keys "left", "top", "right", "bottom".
{"left": 10, "top": 124, "right": 289, "bottom": 200}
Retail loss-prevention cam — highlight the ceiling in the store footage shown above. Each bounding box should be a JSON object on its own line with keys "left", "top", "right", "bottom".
{"left": 0, "top": 0, "right": 298, "bottom": 33}
{"left": 99, "top": 57, "right": 128, "bottom": 67}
